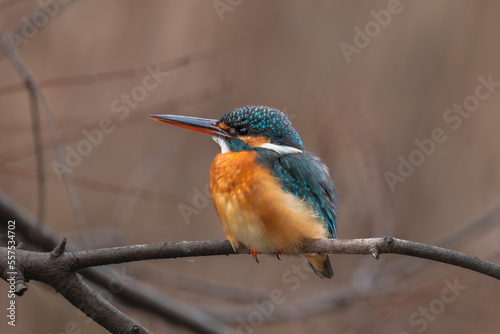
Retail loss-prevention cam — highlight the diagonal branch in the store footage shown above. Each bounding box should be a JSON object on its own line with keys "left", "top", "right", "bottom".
{"left": 0, "top": 192, "right": 233, "bottom": 334}
{"left": 0, "top": 32, "right": 90, "bottom": 248}
{"left": 0, "top": 49, "right": 213, "bottom": 95}
{"left": 0, "top": 240, "right": 152, "bottom": 334}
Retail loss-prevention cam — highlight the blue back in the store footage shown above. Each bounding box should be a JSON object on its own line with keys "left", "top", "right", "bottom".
{"left": 257, "top": 150, "right": 339, "bottom": 237}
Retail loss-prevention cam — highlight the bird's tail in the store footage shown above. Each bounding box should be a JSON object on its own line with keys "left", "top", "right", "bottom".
{"left": 304, "top": 253, "right": 333, "bottom": 279}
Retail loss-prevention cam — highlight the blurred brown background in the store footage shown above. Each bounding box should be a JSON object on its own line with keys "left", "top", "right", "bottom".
{"left": 1, "top": 1, "right": 499, "bottom": 333}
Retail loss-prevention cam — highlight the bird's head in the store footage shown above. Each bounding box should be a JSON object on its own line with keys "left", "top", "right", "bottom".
{"left": 149, "top": 106, "right": 304, "bottom": 153}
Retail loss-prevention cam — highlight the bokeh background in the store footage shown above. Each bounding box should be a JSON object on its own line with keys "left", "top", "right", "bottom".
{"left": 1, "top": 1, "right": 499, "bottom": 333}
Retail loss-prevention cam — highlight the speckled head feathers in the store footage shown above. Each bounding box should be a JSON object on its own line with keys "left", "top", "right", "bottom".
{"left": 218, "top": 106, "right": 304, "bottom": 150}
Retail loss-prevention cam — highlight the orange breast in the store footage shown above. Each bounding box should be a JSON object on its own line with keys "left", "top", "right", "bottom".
{"left": 209, "top": 151, "right": 328, "bottom": 252}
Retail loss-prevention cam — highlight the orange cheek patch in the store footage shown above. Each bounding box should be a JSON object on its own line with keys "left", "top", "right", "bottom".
{"left": 219, "top": 122, "right": 229, "bottom": 131}
{"left": 241, "top": 136, "right": 269, "bottom": 148}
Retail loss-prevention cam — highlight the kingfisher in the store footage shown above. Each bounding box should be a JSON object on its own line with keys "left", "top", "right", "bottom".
{"left": 149, "top": 106, "right": 339, "bottom": 278}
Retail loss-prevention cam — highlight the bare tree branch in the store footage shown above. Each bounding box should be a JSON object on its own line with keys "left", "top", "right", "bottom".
{"left": 0, "top": 192, "right": 235, "bottom": 334}
{"left": 59, "top": 238, "right": 498, "bottom": 280}
{"left": 0, "top": 237, "right": 498, "bottom": 333}
{"left": 0, "top": 239, "right": 153, "bottom": 334}
{"left": 186, "top": 201, "right": 500, "bottom": 323}
{"left": 1, "top": 188, "right": 499, "bottom": 334}
{"left": 82, "top": 267, "right": 234, "bottom": 334}
{"left": 0, "top": 242, "right": 231, "bottom": 334}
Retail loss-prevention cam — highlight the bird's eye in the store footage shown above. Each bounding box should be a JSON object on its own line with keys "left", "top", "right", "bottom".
{"left": 238, "top": 127, "right": 248, "bottom": 135}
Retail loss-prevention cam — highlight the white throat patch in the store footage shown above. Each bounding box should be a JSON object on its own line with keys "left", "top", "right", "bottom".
{"left": 260, "top": 143, "right": 302, "bottom": 154}
{"left": 212, "top": 136, "right": 230, "bottom": 154}
{"left": 211, "top": 137, "right": 302, "bottom": 155}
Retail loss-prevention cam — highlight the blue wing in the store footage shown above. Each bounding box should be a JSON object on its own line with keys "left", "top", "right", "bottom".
{"left": 257, "top": 150, "right": 339, "bottom": 237}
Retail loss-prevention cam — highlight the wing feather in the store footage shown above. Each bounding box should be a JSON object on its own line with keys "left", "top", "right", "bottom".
{"left": 257, "top": 150, "right": 339, "bottom": 237}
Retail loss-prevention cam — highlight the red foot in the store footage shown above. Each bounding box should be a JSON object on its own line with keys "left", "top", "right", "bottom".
{"left": 251, "top": 249, "right": 259, "bottom": 263}
{"left": 276, "top": 249, "right": 283, "bottom": 260}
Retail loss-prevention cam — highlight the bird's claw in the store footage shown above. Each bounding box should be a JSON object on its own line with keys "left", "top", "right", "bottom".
{"left": 276, "top": 249, "right": 283, "bottom": 260}
{"left": 251, "top": 249, "right": 259, "bottom": 263}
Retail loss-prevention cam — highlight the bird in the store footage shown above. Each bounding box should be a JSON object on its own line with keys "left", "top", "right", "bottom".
{"left": 149, "top": 106, "right": 339, "bottom": 278}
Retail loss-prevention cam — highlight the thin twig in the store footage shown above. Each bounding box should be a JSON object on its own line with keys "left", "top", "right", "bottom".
{"left": 0, "top": 49, "right": 213, "bottom": 95}
{"left": 0, "top": 166, "right": 182, "bottom": 203}
{"left": 28, "top": 72, "right": 45, "bottom": 224}
{"left": 375, "top": 200, "right": 500, "bottom": 286}
{"left": 0, "top": 32, "right": 91, "bottom": 248}
{"left": 0, "top": 28, "right": 46, "bottom": 227}
{"left": 0, "top": 80, "right": 228, "bottom": 166}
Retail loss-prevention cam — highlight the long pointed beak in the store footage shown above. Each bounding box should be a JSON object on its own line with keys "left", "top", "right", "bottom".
{"left": 149, "top": 114, "right": 230, "bottom": 138}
